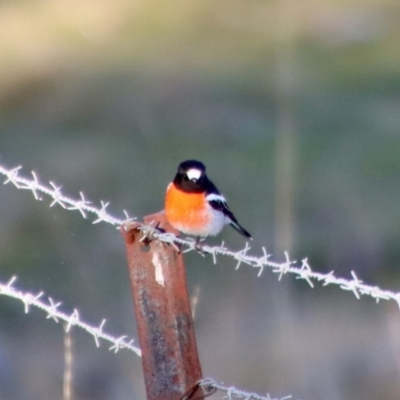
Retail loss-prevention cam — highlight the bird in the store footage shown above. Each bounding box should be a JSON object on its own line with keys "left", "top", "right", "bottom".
{"left": 165, "top": 160, "right": 252, "bottom": 240}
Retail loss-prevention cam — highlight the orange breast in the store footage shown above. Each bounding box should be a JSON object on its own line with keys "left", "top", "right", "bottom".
{"left": 165, "top": 183, "right": 210, "bottom": 232}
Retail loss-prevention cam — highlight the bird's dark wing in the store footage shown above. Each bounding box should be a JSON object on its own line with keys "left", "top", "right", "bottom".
{"left": 206, "top": 183, "right": 252, "bottom": 239}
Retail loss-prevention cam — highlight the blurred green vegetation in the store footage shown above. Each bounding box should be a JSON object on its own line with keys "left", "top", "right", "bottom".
{"left": 1, "top": 0, "right": 400, "bottom": 399}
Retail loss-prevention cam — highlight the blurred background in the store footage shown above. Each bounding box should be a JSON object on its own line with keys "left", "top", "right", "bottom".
{"left": 0, "top": 0, "right": 400, "bottom": 399}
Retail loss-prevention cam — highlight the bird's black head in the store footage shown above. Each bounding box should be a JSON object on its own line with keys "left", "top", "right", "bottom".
{"left": 173, "top": 160, "right": 207, "bottom": 193}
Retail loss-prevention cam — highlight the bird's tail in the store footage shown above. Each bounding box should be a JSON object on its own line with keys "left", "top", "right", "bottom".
{"left": 230, "top": 221, "right": 252, "bottom": 240}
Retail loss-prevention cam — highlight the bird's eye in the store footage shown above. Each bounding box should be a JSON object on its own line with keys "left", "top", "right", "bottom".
{"left": 182, "top": 174, "right": 188, "bottom": 180}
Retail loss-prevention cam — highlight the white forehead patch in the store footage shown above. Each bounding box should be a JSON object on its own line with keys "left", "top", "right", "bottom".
{"left": 186, "top": 168, "right": 202, "bottom": 181}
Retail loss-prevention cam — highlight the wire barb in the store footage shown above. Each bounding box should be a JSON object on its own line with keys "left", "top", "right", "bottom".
{"left": 199, "top": 378, "right": 292, "bottom": 400}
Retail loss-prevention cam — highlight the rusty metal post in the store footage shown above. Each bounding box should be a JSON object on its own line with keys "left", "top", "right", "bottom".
{"left": 121, "top": 212, "right": 203, "bottom": 400}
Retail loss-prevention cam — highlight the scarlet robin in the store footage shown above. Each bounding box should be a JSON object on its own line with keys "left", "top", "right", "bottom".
{"left": 165, "top": 160, "right": 252, "bottom": 240}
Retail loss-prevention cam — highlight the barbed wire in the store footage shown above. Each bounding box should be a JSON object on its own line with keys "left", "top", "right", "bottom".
{"left": 1, "top": 162, "right": 400, "bottom": 309}
{"left": 0, "top": 276, "right": 141, "bottom": 356}
{"left": 0, "top": 279, "right": 294, "bottom": 400}
{"left": 0, "top": 164, "right": 130, "bottom": 225}
{"left": 199, "top": 378, "right": 294, "bottom": 400}
{"left": 0, "top": 162, "right": 297, "bottom": 400}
